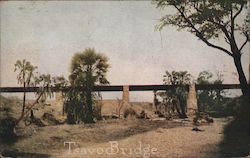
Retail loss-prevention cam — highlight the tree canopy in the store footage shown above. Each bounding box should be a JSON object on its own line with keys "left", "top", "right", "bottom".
{"left": 155, "top": 0, "right": 249, "bottom": 55}
{"left": 66, "top": 48, "right": 110, "bottom": 123}
{"left": 162, "top": 71, "right": 191, "bottom": 118}
{"left": 154, "top": 0, "right": 250, "bottom": 95}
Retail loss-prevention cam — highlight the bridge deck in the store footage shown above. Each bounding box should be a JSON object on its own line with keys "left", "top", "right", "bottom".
{"left": 0, "top": 84, "right": 246, "bottom": 93}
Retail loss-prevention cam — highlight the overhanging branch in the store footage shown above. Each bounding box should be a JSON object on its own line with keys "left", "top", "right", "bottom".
{"left": 173, "top": 5, "right": 233, "bottom": 57}
{"left": 239, "top": 33, "right": 249, "bottom": 51}
{"left": 233, "top": 2, "right": 244, "bottom": 21}
{"left": 229, "top": 2, "right": 244, "bottom": 50}
{"left": 192, "top": 4, "right": 232, "bottom": 45}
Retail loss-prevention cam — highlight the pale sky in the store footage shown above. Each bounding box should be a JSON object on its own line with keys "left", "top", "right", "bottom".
{"left": 0, "top": 1, "right": 249, "bottom": 101}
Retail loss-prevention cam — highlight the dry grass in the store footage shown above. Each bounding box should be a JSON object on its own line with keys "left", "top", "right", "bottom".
{"left": 0, "top": 97, "right": 232, "bottom": 158}
{"left": 0, "top": 118, "right": 228, "bottom": 158}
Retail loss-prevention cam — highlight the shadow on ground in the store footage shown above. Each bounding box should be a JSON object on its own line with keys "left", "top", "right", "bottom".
{"left": 218, "top": 97, "right": 250, "bottom": 157}
{"left": 1, "top": 149, "right": 50, "bottom": 158}
{"left": 0, "top": 119, "right": 185, "bottom": 157}
{"left": 63, "top": 119, "right": 184, "bottom": 144}
{"left": 103, "top": 120, "right": 183, "bottom": 143}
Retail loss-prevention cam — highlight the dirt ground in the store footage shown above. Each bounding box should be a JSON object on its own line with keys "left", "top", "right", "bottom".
{"left": 0, "top": 118, "right": 230, "bottom": 158}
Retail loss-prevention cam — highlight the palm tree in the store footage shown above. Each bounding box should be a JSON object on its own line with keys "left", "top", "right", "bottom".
{"left": 68, "top": 48, "right": 109, "bottom": 123}
{"left": 14, "top": 59, "right": 37, "bottom": 117}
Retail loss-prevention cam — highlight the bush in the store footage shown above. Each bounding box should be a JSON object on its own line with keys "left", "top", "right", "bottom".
{"left": 0, "top": 96, "right": 17, "bottom": 140}
{"left": 93, "top": 103, "right": 102, "bottom": 121}
{"left": 206, "top": 97, "right": 240, "bottom": 117}
{"left": 219, "top": 96, "right": 250, "bottom": 157}
{"left": 0, "top": 117, "right": 17, "bottom": 139}
{"left": 124, "top": 108, "right": 138, "bottom": 119}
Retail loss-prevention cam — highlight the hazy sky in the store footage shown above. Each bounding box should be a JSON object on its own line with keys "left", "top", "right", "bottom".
{"left": 0, "top": 1, "right": 249, "bottom": 101}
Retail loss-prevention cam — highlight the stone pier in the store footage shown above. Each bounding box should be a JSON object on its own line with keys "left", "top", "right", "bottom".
{"left": 54, "top": 84, "right": 198, "bottom": 117}
{"left": 55, "top": 92, "right": 64, "bottom": 115}
{"left": 187, "top": 84, "right": 198, "bottom": 116}
{"left": 122, "top": 85, "right": 130, "bottom": 108}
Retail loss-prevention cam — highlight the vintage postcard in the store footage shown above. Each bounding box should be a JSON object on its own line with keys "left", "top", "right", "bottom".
{"left": 0, "top": 1, "right": 249, "bottom": 158}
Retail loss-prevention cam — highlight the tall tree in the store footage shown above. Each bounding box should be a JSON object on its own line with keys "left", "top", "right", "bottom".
{"left": 196, "top": 71, "right": 226, "bottom": 112}
{"left": 16, "top": 73, "right": 54, "bottom": 125}
{"left": 163, "top": 71, "right": 191, "bottom": 118}
{"left": 14, "top": 59, "right": 37, "bottom": 117}
{"left": 69, "top": 48, "right": 109, "bottom": 123}
{"left": 154, "top": 0, "right": 250, "bottom": 95}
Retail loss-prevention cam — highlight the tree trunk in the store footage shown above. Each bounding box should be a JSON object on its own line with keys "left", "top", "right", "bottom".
{"left": 85, "top": 87, "right": 94, "bottom": 123}
{"left": 22, "top": 82, "right": 26, "bottom": 116}
{"left": 16, "top": 90, "right": 44, "bottom": 125}
{"left": 233, "top": 53, "right": 250, "bottom": 96}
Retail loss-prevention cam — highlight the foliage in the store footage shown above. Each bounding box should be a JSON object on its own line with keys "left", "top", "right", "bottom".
{"left": 14, "top": 59, "right": 38, "bottom": 87}
{"left": 196, "top": 71, "right": 242, "bottom": 117}
{"left": 124, "top": 108, "right": 138, "bottom": 119}
{"left": 65, "top": 48, "right": 109, "bottom": 124}
{"left": 153, "top": 0, "right": 250, "bottom": 95}
{"left": 0, "top": 117, "right": 17, "bottom": 140}
{"left": 161, "top": 71, "right": 191, "bottom": 118}
{"left": 14, "top": 59, "right": 37, "bottom": 116}
{"left": 64, "top": 88, "right": 86, "bottom": 124}
{"left": 0, "top": 95, "right": 14, "bottom": 119}
{"left": 0, "top": 96, "right": 18, "bottom": 140}
{"left": 34, "top": 74, "right": 54, "bottom": 102}
{"left": 53, "top": 76, "right": 69, "bottom": 89}
{"left": 154, "top": 0, "right": 249, "bottom": 45}
{"left": 15, "top": 73, "right": 55, "bottom": 125}
{"left": 196, "top": 71, "right": 227, "bottom": 112}
{"left": 14, "top": 59, "right": 59, "bottom": 125}
{"left": 219, "top": 96, "right": 250, "bottom": 157}
{"left": 92, "top": 100, "right": 103, "bottom": 121}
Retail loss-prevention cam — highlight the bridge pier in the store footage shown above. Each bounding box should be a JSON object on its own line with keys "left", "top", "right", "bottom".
{"left": 122, "top": 85, "right": 129, "bottom": 104}
{"left": 55, "top": 92, "right": 64, "bottom": 115}
{"left": 187, "top": 84, "right": 198, "bottom": 116}
{"left": 54, "top": 84, "right": 198, "bottom": 117}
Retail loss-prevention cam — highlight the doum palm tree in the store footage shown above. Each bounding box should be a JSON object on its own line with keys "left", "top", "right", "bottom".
{"left": 14, "top": 59, "right": 37, "bottom": 118}
{"left": 69, "top": 48, "right": 109, "bottom": 123}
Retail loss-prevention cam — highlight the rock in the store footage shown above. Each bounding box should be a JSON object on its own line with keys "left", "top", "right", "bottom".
{"left": 151, "top": 118, "right": 166, "bottom": 121}
{"left": 155, "top": 110, "right": 165, "bottom": 118}
{"left": 205, "top": 116, "right": 214, "bottom": 123}
{"left": 1, "top": 149, "right": 19, "bottom": 157}
{"left": 192, "top": 127, "right": 204, "bottom": 132}
{"left": 42, "top": 113, "right": 60, "bottom": 125}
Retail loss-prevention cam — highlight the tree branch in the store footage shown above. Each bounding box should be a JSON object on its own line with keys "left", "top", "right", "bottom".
{"left": 192, "top": 4, "right": 232, "bottom": 44}
{"left": 232, "top": 2, "right": 244, "bottom": 21}
{"left": 229, "top": 2, "right": 244, "bottom": 51}
{"left": 239, "top": 32, "right": 249, "bottom": 52}
{"left": 16, "top": 90, "right": 44, "bottom": 125}
{"left": 173, "top": 5, "right": 233, "bottom": 57}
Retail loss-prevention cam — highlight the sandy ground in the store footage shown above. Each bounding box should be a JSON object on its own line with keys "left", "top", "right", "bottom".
{"left": 0, "top": 118, "right": 229, "bottom": 158}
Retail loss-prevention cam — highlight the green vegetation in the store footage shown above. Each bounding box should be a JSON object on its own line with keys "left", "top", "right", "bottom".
{"left": 219, "top": 96, "right": 250, "bottom": 157}
{"left": 159, "top": 71, "right": 191, "bottom": 118}
{"left": 14, "top": 59, "right": 37, "bottom": 118}
{"left": 196, "top": 71, "right": 241, "bottom": 117}
{"left": 0, "top": 95, "right": 18, "bottom": 140}
{"left": 197, "top": 71, "right": 226, "bottom": 113}
{"left": 0, "top": 95, "right": 14, "bottom": 119}
{"left": 14, "top": 59, "right": 55, "bottom": 125}
{"left": 65, "top": 48, "right": 109, "bottom": 124}
{"left": 154, "top": 0, "right": 250, "bottom": 96}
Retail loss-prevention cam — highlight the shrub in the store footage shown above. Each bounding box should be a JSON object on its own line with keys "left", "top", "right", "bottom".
{"left": 0, "top": 117, "right": 17, "bottom": 139}
{"left": 124, "top": 108, "right": 138, "bottom": 119}
{"left": 93, "top": 102, "right": 102, "bottom": 121}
